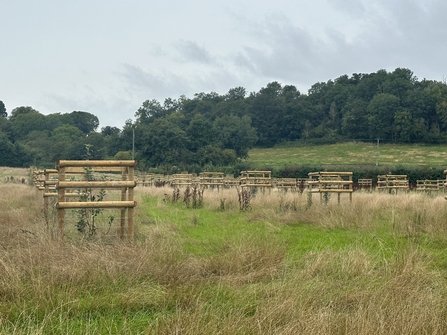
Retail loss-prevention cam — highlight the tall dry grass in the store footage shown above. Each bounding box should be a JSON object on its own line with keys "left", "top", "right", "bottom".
{"left": 1, "top": 183, "right": 447, "bottom": 334}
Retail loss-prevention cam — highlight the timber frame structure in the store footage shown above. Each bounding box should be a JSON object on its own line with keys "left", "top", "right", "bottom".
{"left": 34, "top": 170, "right": 45, "bottom": 190}
{"left": 308, "top": 172, "right": 353, "bottom": 203}
{"left": 416, "top": 179, "right": 445, "bottom": 193}
{"left": 358, "top": 178, "right": 373, "bottom": 191}
{"left": 171, "top": 174, "right": 194, "bottom": 188}
{"left": 274, "top": 178, "right": 298, "bottom": 192}
{"left": 199, "top": 172, "right": 225, "bottom": 189}
{"left": 239, "top": 171, "right": 273, "bottom": 190}
{"left": 56, "top": 160, "right": 137, "bottom": 241}
{"left": 377, "top": 174, "right": 409, "bottom": 194}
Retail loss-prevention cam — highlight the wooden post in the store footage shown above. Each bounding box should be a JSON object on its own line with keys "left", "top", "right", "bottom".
{"left": 44, "top": 170, "right": 50, "bottom": 222}
{"left": 120, "top": 167, "right": 126, "bottom": 241}
{"left": 128, "top": 165, "right": 134, "bottom": 242}
{"left": 57, "top": 166, "right": 65, "bottom": 237}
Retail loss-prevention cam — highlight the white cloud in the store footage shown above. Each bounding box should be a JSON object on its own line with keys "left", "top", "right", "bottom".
{"left": 175, "top": 40, "right": 213, "bottom": 64}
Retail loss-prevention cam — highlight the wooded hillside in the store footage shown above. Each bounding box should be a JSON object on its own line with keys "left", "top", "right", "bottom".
{"left": 2, "top": 68, "right": 447, "bottom": 170}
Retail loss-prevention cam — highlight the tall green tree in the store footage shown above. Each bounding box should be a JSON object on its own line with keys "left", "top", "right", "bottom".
{"left": 138, "top": 118, "right": 191, "bottom": 166}
{"left": 135, "top": 99, "right": 165, "bottom": 124}
{"left": 0, "top": 131, "right": 19, "bottom": 166}
{"left": 196, "top": 145, "right": 237, "bottom": 167}
{"left": 101, "top": 126, "right": 122, "bottom": 157}
{"left": 67, "top": 111, "right": 99, "bottom": 134}
{"left": 355, "top": 69, "right": 388, "bottom": 101}
{"left": 213, "top": 115, "right": 258, "bottom": 157}
{"left": 45, "top": 113, "right": 71, "bottom": 131}
{"left": 49, "top": 125, "right": 84, "bottom": 162}
{"left": 24, "top": 130, "right": 52, "bottom": 166}
{"left": 249, "top": 82, "right": 285, "bottom": 146}
{"left": 119, "top": 119, "right": 136, "bottom": 152}
{"left": 341, "top": 99, "right": 369, "bottom": 139}
{"left": 10, "top": 109, "right": 46, "bottom": 141}
{"left": 393, "top": 110, "right": 413, "bottom": 142}
{"left": 81, "top": 132, "right": 107, "bottom": 160}
{"left": 367, "top": 93, "right": 400, "bottom": 140}
{"left": 0, "top": 101, "right": 6, "bottom": 118}
{"left": 0, "top": 114, "right": 10, "bottom": 137}
{"left": 8, "top": 106, "right": 39, "bottom": 122}
{"left": 382, "top": 68, "right": 416, "bottom": 100}
{"left": 185, "top": 114, "right": 215, "bottom": 152}
{"left": 281, "top": 89, "right": 310, "bottom": 141}
{"left": 225, "top": 86, "right": 246, "bottom": 101}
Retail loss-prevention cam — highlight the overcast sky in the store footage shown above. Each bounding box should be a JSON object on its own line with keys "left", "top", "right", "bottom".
{"left": 1, "top": 0, "right": 447, "bottom": 128}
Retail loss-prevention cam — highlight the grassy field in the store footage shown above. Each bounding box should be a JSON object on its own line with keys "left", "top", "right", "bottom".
{"left": 0, "top": 166, "right": 30, "bottom": 183}
{"left": 246, "top": 142, "right": 447, "bottom": 167}
{"left": 1, "top": 177, "right": 447, "bottom": 334}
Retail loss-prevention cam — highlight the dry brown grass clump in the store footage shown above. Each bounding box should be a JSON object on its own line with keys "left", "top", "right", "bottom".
{"left": 148, "top": 246, "right": 447, "bottom": 335}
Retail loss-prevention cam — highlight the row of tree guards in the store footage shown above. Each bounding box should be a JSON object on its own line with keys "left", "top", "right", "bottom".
{"left": 33, "top": 164, "right": 447, "bottom": 240}
{"left": 136, "top": 171, "right": 447, "bottom": 194}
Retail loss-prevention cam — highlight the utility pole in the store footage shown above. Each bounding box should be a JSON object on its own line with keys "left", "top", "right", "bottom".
{"left": 132, "top": 127, "right": 135, "bottom": 160}
{"left": 375, "top": 138, "right": 379, "bottom": 166}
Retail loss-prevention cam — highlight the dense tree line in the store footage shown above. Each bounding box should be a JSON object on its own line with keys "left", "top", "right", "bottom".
{"left": 2, "top": 68, "right": 447, "bottom": 170}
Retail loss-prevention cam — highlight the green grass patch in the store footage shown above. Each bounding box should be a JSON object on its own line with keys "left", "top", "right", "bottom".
{"left": 247, "top": 142, "right": 447, "bottom": 168}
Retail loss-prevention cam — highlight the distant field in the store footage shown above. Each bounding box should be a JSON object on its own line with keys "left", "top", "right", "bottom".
{"left": 246, "top": 142, "right": 447, "bottom": 167}
{"left": 0, "top": 166, "right": 29, "bottom": 183}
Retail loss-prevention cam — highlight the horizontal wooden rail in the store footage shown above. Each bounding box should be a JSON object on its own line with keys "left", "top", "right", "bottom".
{"left": 60, "top": 167, "right": 129, "bottom": 173}
{"left": 241, "top": 183, "right": 273, "bottom": 187}
{"left": 309, "top": 172, "right": 353, "bottom": 176}
{"left": 44, "top": 169, "right": 58, "bottom": 175}
{"left": 57, "top": 160, "right": 137, "bottom": 168}
{"left": 57, "top": 181, "right": 136, "bottom": 189}
{"left": 308, "top": 180, "right": 353, "bottom": 184}
{"left": 309, "top": 189, "right": 353, "bottom": 193}
{"left": 57, "top": 201, "right": 136, "bottom": 209}
{"left": 44, "top": 192, "right": 83, "bottom": 198}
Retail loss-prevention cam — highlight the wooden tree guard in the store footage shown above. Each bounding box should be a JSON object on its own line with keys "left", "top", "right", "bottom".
{"left": 358, "top": 179, "right": 373, "bottom": 191}
{"left": 172, "top": 174, "right": 193, "bottom": 188}
{"left": 224, "top": 174, "right": 239, "bottom": 188}
{"left": 239, "top": 171, "right": 273, "bottom": 190}
{"left": 416, "top": 179, "right": 444, "bottom": 193}
{"left": 136, "top": 173, "right": 156, "bottom": 187}
{"left": 56, "top": 160, "right": 137, "bottom": 241}
{"left": 275, "top": 178, "right": 298, "bottom": 192}
{"left": 308, "top": 172, "right": 353, "bottom": 203}
{"left": 199, "top": 172, "right": 224, "bottom": 189}
{"left": 377, "top": 174, "right": 409, "bottom": 194}
{"left": 43, "top": 169, "right": 58, "bottom": 222}
{"left": 33, "top": 170, "right": 45, "bottom": 190}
